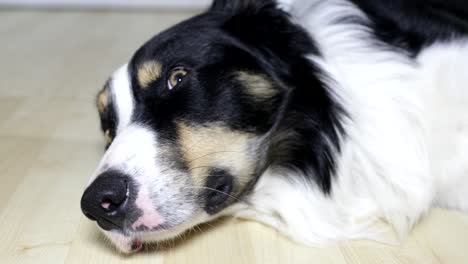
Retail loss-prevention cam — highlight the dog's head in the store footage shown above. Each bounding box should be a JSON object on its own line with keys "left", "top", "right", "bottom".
{"left": 80, "top": 0, "right": 329, "bottom": 253}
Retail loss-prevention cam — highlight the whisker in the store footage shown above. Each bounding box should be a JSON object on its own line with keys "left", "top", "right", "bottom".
{"left": 185, "top": 150, "right": 242, "bottom": 164}
{"left": 183, "top": 186, "right": 246, "bottom": 203}
{"left": 158, "top": 151, "right": 242, "bottom": 175}
{"left": 201, "top": 221, "right": 216, "bottom": 229}
{"left": 187, "top": 165, "right": 212, "bottom": 171}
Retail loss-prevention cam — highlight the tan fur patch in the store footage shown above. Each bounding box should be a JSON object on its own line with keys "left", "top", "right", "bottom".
{"left": 97, "top": 88, "right": 109, "bottom": 114}
{"left": 137, "top": 61, "right": 162, "bottom": 88}
{"left": 177, "top": 122, "right": 256, "bottom": 185}
{"left": 104, "top": 129, "right": 112, "bottom": 146}
{"left": 236, "top": 72, "right": 277, "bottom": 99}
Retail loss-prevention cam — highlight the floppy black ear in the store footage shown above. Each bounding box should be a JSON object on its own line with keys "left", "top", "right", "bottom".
{"left": 208, "top": 0, "right": 312, "bottom": 69}
{"left": 209, "top": 0, "right": 277, "bottom": 14}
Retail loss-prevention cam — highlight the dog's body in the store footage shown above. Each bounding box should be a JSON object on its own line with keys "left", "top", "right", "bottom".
{"left": 240, "top": 0, "right": 468, "bottom": 244}
{"left": 81, "top": 0, "right": 468, "bottom": 253}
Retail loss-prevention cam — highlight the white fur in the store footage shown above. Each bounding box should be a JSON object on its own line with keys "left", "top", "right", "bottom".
{"left": 277, "top": 0, "right": 294, "bottom": 11}
{"left": 236, "top": 0, "right": 468, "bottom": 245}
{"left": 418, "top": 42, "right": 468, "bottom": 211}
{"left": 112, "top": 64, "right": 134, "bottom": 132}
{"left": 87, "top": 64, "right": 135, "bottom": 185}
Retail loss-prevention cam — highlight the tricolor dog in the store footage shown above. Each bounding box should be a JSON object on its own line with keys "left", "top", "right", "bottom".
{"left": 81, "top": 0, "right": 468, "bottom": 253}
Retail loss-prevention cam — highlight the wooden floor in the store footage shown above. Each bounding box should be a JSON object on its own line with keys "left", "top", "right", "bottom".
{"left": 0, "top": 9, "right": 468, "bottom": 264}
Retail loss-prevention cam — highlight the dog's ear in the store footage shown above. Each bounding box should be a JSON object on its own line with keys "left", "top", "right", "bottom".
{"left": 208, "top": 0, "right": 310, "bottom": 62}
{"left": 209, "top": 0, "right": 277, "bottom": 14}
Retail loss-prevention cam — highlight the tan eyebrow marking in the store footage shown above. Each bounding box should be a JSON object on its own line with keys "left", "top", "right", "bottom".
{"left": 236, "top": 72, "right": 278, "bottom": 100}
{"left": 137, "top": 61, "right": 163, "bottom": 88}
{"left": 104, "top": 129, "right": 112, "bottom": 146}
{"left": 97, "top": 88, "right": 109, "bottom": 114}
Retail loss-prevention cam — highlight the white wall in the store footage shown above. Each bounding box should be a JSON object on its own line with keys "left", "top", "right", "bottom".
{"left": 0, "top": 0, "right": 211, "bottom": 9}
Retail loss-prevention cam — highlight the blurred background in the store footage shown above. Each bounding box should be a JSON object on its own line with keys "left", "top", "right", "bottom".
{"left": 0, "top": 0, "right": 210, "bottom": 9}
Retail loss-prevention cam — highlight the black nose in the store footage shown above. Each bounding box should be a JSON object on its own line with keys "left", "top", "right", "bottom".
{"left": 81, "top": 171, "right": 129, "bottom": 231}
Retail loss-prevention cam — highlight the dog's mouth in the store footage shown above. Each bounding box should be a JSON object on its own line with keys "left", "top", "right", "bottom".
{"left": 131, "top": 239, "right": 144, "bottom": 252}
{"left": 102, "top": 230, "right": 145, "bottom": 254}
{"left": 102, "top": 227, "right": 179, "bottom": 253}
{"left": 101, "top": 212, "right": 212, "bottom": 254}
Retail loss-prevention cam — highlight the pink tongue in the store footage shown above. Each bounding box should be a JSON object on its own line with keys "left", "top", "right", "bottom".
{"left": 131, "top": 240, "right": 143, "bottom": 252}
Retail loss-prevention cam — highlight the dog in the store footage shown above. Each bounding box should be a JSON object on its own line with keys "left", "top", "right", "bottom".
{"left": 81, "top": 0, "right": 468, "bottom": 253}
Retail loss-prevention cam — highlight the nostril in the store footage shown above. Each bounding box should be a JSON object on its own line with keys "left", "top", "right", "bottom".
{"left": 100, "top": 197, "right": 124, "bottom": 212}
{"left": 101, "top": 200, "right": 112, "bottom": 210}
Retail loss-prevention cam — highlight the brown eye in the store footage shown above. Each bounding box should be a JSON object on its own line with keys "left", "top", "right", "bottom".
{"left": 168, "top": 67, "right": 188, "bottom": 90}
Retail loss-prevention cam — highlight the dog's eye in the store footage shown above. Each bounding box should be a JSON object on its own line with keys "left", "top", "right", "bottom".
{"left": 167, "top": 67, "right": 188, "bottom": 90}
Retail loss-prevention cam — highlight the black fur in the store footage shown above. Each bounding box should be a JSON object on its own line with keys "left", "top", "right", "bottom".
{"left": 350, "top": 0, "right": 468, "bottom": 55}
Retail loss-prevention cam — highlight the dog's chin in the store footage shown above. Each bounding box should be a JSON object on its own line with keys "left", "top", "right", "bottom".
{"left": 101, "top": 227, "right": 188, "bottom": 254}
{"left": 100, "top": 213, "right": 213, "bottom": 254}
{"left": 101, "top": 230, "right": 144, "bottom": 254}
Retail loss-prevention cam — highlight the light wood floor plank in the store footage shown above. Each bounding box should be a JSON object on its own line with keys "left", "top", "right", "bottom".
{"left": 0, "top": 139, "right": 100, "bottom": 264}
{"left": 0, "top": 136, "right": 46, "bottom": 211}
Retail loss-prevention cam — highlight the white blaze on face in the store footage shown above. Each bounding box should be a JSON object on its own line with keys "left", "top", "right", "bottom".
{"left": 87, "top": 63, "right": 135, "bottom": 185}
{"left": 113, "top": 64, "right": 134, "bottom": 132}
{"left": 88, "top": 64, "right": 168, "bottom": 233}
